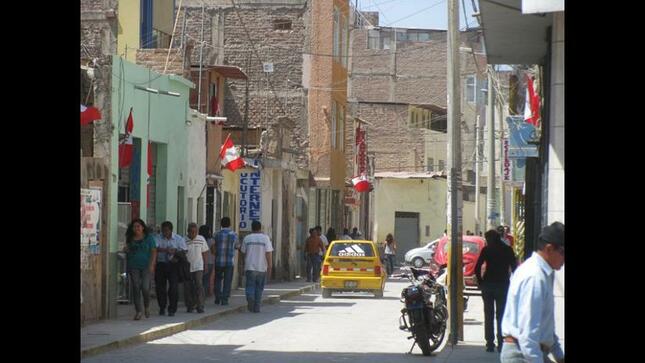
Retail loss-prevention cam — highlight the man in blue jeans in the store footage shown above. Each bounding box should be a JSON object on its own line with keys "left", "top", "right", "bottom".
{"left": 240, "top": 220, "right": 274, "bottom": 313}
{"left": 212, "top": 217, "right": 238, "bottom": 306}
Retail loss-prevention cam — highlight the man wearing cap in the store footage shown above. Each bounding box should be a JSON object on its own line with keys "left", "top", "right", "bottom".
{"left": 500, "top": 222, "right": 565, "bottom": 363}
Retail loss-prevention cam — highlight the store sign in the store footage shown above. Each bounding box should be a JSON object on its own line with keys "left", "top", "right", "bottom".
{"left": 356, "top": 126, "right": 367, "bottom": 174}
{"left": 506, "top": 116, "right": 539, "bottom": 158}
{"left": 81, "top": 188, "right": 101, "bottom": 255}
{"left": 503, "top": 138, "right": 512, "bottom": 182}
{"left": 239, "top": 160, "right": 261, "bottom": 231}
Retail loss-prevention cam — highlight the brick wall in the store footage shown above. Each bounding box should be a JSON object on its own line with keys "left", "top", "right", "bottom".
{"left": 136, "top": 48, "right": 188, "bottom": 77}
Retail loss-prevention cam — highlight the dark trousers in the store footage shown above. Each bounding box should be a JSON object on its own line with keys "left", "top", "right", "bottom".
{"left": 385, "top": 254, "right": 396, "bottom": 276}
{"left": 155, "top": 262, "right": 179, "bottom": 313}
{"left": 184, "top": 270, "right": 205, "bottom": 310}
{"left": 481, "top": 281, "right": 509, "bottom": 348}
{"left": 128, "top": 268, "right": 151, "bottom": 313}
{"left": 305, "top": 254, "right": 322, "bottom": 282}
{"left": 214, "top": 266, "right": 234, "bottom": 302}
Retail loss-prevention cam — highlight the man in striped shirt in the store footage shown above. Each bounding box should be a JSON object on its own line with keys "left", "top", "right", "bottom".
{"left": 212, "top": 217, "right": 238, "bottom": 306}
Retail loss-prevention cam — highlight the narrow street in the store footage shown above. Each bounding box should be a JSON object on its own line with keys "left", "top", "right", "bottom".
{"left": 82, "top": 279, "right": 471, "bottom": 363}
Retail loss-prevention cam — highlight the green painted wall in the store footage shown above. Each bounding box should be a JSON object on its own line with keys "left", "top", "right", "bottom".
{"left": 110, "top": 55, "right": 194, "bottom": 255}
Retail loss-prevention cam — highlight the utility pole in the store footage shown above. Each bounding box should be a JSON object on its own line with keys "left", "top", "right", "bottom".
{"left": 446, "top": 0, "right": 464, "bottom": 345}
{"left": 486, "top": 67, "right": 497, "bottom": 229}
{"left": 498, "top": 97, "right": 506, "bottom": 226}
{"left": 474, "top": 75, "right": 485, "bottom": 235}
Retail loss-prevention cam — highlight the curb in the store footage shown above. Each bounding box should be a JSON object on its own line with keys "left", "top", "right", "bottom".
{"left": 81, "top": 283, "right": 319, "bottom": 359}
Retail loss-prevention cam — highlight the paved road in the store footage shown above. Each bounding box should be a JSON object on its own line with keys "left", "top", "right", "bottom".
{"left": 82, "top": 279, "right": 456, "bottom": 363}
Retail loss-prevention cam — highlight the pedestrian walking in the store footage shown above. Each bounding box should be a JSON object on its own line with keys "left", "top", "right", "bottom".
{"left": 325, "top": 227, "right": 337, "bottom": 244}
{"left": 316, "top": 226, "right": 329, "bottom": 258}
{"left": 500, "top": 222, "right": 565, "bottom": 363}
{"left": 154, "top": 221, "right": 187, "bottom": 317}
{"left": 498, "top": 226, "right": 513, "bottom": 248}
{"left": 124, "top": 219, "right": 157, "bottom": 320}
{"left": 240, "top": 220, "right": 274, "bottom": 313}
{"left": 184, "top": 223, "right": 210, "bottom": 313}
{"left": 304, "top": 228, "right": 325, "bottom": 282}
{"left": 341, "top": 228, "right": 353, "bottom": 240}
{"left": 383, "top": 233, "right": 397, "bottom": 276}
{"left": 474, "top": 229, "right": 518, "bottom": 353}
{"left": 212, "top": 217, "right": 238, "bottom": 306}
{"left": 504, "top": 225, "right": 516, "bottom": 249}
{"left": 199, "top": 225, "right": 215, "bottom": 298}
{"left": 350, "top": 227, "right": 360, "bottom": 239}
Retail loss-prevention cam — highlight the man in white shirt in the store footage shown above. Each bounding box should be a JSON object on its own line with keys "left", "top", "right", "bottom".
{"left": 341, "top": 228, "right": 353, "bottom": 240}
{"left": 240, "top": 220, "right": 274, "bottom": 313}
{"left": 184, "top": 223, "right": 210, "bottom": 313}
{"left": 500, "top": 222, "right": 565, "bottom": 363}
{"left": 315, "top": 226, "right": 328, "bottom": 257}
{"left": 154, "top": 221, "right": 187, "bottom": 317}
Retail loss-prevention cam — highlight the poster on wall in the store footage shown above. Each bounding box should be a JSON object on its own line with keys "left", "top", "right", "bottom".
{"left": 81, "top": 188, "right": 101, "bottom": 255}
{"left": 239, "top": 160, "right": 261, "bottom": 232}
{"left": 506, "top": 116, "right": 539, "bottom": 158}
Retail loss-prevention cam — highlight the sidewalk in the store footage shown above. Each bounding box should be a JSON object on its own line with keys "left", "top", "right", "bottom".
{"left": 433, "top": 287, "right": 565, "bottom": 362}
{"left": 81, "top": 279, "right": 317, "bottom": 359}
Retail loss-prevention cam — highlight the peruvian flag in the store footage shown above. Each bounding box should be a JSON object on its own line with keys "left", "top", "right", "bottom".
{"left": 118, "top": 108, "right": 134, "bottom": 168}
{"left": 219, "top": 134, "right": 246, "bottom": 172}
{"left": 524, "top": 75, "right": 541, "bottom": 127}
{"left": 81, "top": 104, "right": 101, "bottom": 126}
{"left": 351, "top": 174, "right": 370, "bottom": 193}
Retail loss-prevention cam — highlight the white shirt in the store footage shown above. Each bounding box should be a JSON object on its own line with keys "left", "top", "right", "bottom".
{"left": 319, "top": 234, "right": 329, "bottom": 256}
{"left": 341, "top": 234, "right": 353, "bottom": 240}
{"left": 501, "top": 252, "right": 564, "bottom": 363}
{"left": 154, "top": 233, "right": 187, "bottom": 263}
{"left": 241, "top": 233, "right": 274, "bottom": 272}
{"left": 185, "top": 235, "right": 209, "bottom": 272}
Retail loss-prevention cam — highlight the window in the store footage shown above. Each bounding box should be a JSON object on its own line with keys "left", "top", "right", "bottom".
{"left": 466, "top": 75, "right": 476, "bottom": 103}
{"left": 273, "top": 19, "right": 292, "bottom": 30}
{"left": 333, "top": 7, "right": 340, "bottom": 62}
{"left": 330, "top": 243, "right": 375, "bottom": 257}
{"left": 427, "top": 158, "right": 434, "bottom": 172}
{"left": 368, "top": 30, "right": 380, "bottom": 49}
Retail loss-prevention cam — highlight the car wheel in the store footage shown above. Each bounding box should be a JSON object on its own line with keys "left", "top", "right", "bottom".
{"left": 322, "top": 288, "right": 331, "bottom": 298}
{"left": 412, "top": 257, "right": 425, "bottom": 268}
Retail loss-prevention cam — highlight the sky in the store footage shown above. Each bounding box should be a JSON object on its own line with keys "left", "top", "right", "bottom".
{"left": 356, "top": 0, "right": 480, "bottom": 30}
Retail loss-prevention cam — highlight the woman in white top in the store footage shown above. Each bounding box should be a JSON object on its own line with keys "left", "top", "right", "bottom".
{"left": 383, "top": 233, "right": 397, "bottom": 276}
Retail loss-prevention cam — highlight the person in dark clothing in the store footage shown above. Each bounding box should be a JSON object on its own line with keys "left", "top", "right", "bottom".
{"left": 475, "top": 229, "right": 518, "bottom": 353}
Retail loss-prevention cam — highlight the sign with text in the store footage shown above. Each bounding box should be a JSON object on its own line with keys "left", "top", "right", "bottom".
{"left": 356, "top": 126, "right": 367, "bottom": 175}
{"left": 81, "top": 188, "right": 101, "bottom": 254}
{"left": 503, "top": 137, "right": 512, "bottom": 182}
{"left": 239, "top": 160, "right": 261, "bottom": 231}
{"left": 506, "top": 116, "right": 539, "bottom": 158}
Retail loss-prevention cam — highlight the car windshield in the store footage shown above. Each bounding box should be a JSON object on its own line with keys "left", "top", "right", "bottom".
{"left": 442, "top": 241, "right": 480, "bottom": 254}
{"left": 330, "top": 243, "right": 375, "bottom": 257}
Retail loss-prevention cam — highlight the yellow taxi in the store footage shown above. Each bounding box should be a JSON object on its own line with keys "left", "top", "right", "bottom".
{"left": 320, "top": 240, "right": 386, "bottom": 298}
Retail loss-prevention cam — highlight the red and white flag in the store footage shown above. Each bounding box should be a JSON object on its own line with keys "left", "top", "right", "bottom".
{"left": 81, "top": 104, "right": 101, "bottom": 126}
{"left": 119, "top": 108, "right": 134, "bottom": 168}
{"left": 219, "top": 134, "right": 246, "bottom": 172}
{"left": 524, "top": 75, "right": 540, "bottom": 127}
{"left": 351, "top": 174, "right": 370, "bottom": 193}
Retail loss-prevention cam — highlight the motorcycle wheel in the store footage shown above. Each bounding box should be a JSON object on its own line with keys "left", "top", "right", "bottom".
{"left": 427, "top": 309, "right": 447, "bottom": 352}
{"left": 410, "top": 310, "right": 432, "bottom": 356}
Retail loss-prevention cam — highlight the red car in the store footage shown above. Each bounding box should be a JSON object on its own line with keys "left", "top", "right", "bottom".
{"left": 432, "top": 235, "right": 486, "bottom": 287}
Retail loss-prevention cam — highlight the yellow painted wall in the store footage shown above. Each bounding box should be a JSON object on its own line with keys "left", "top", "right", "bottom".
{"left": 373, "top": 178, "right": 447, "bottom": 246}
{"left": 117, "top": 0, "right": 141, "bottom": 62}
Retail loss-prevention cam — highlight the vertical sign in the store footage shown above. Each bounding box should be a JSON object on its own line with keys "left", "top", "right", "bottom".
{"left": 503, "top": 138, "right": 511, "bottom": 181}
{"left": 356, "top": 125, "right": 367, "bottom": 175}
{"left": 239, "top": 160, "right": 261, "bottom": 231}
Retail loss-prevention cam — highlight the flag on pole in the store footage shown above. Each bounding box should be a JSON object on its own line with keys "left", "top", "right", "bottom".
{"left": 119, "top": 108, "right": 134, "bottom": 168}
{"left": 219, "top": 134, "right": 246, "bottom": 172}
{"left": 351, "top": 174, "right": 370, "bottom": 193}
{"left": 524, "top": 76, "right": 540, "bottom": 127}
{"left": 81, "top": 104, "right": 101, "bottom": 126}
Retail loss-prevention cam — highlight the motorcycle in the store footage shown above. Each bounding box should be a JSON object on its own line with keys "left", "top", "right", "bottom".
{"left": 395, "top": 266, "right": 448, "bottom": 356}
{"left": 429, "top": 261, "right": 469, "bottom": 312}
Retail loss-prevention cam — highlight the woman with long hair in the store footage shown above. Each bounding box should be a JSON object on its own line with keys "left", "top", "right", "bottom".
{"left": 124, "top": 218, "right": 157, "bottom": 320}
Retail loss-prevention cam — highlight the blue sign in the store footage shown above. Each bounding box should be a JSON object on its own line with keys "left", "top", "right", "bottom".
{"left": 239, "top": 159, "right": 261, "bottom": 231}
{"left": 506, "top": 116, "right": 539, "bottom": 158}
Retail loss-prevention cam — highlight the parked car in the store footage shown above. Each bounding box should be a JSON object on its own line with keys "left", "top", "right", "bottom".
{"left": 320, "top": 240, "right": 386, "bottom": 298}
{"left": 433, "top": 235, "right": 486, "bottom": 287}
{"left": 404, "top": 239, "right": 440, "bottom": 268}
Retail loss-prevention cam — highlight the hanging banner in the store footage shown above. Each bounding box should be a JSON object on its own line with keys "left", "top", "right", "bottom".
{"left": 503, "top": 137, "right": 512, "bottom": 182}
{"left": 356, "top": 126, "right": 367, "bottom": 175}
{"left": 506, "top": 116, "right": 539, "bottom": 158}
{"left": 81, "top": 188, "right": 101, "bottom": 255}
{"left": 239, "top": 159, "right": 261, "bottom": 232}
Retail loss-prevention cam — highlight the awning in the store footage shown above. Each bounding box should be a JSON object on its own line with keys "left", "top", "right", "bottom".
{"left": 479, "top": 0, "right": 553, "bottom": 65}
{"left": 191, "top": 65, "right": 248, "bottom": 79}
